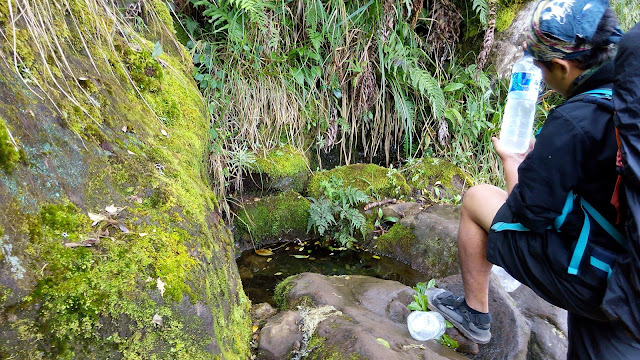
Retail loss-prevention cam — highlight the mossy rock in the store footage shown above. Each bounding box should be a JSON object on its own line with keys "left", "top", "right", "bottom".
{"left": 370, "top": 205, "right": 461, "bottom": 279}
{"left": 374, "top": 221, "right": 418, "bottom": 255}
{"left": 307, "top": 164, "right": 411, "bottom": 199}
{"left": 234, "top": 190, "right": 311, "bottom": 249}
{"left": 403, "top": 157, "right": 473, "bottom": 203}
{"left": 0, "top": 2, "right": 250, "bottom": 358}
{"left": 496, "top": 2, "right": 522, "bottom": 32}
{"left": 251, "top": 145, "right": 309, "bottom": 193}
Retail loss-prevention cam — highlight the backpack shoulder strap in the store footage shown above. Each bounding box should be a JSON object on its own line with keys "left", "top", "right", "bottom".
{"left": 566, "top": 88, "right": 614, "bottom": 111}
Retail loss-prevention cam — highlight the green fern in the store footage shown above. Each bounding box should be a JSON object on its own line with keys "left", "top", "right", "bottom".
{"left": 307, "top": 197, "right": 336, "bottom": 235}
{"left": 307, "top": 184, "right": 369, "bottom": 248}
{"left": 407, "top": 69, "right": 445, "bottom": 119}
{"left": 473, "top": 0, "right": 490, "bottom": 28}
{"left": 338, "top": 187, "right": 369, "bottom": 208}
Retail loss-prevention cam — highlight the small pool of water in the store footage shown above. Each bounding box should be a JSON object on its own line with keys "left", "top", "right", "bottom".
{"left": 237, "top": 241, "right": 427, "bottom": 305}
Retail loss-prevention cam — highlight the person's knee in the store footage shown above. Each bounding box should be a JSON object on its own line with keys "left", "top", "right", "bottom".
{"left": 461, "top": 184, "right": 507, "bottom": 230}
{"left": 462, "top": 184, "right": 497, "bottom": 209}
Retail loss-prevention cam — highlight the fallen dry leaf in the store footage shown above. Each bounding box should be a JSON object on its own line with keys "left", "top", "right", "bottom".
{"left": 266, "top": 258, "right": 272, "bottom": 262}
{"left": 129, "top": 195, "right": 143, "bottom": 204}
{"left": 157, "top": 278, "right": 166, "bottom": 297}
{"left": 127, "top": 150, "right": 135, "bottom": 155}
{"left": 161, "top": 129, "right": 168, "bottom": 137}
{"left": 152, "top": 314, "right": 163, "bottom": 327}
{"left": 105, "top": 205, "right": 122, "bottom": 215}
{"left": 255, "top": 249, "right": 273, "bottom": 256}
{"left": 64, "top": 242, "right": 90, "bottom": 248}
{"left": 88, "top": 212, "right": 107, "bottom": 226}
{"left": 252, "top": 325, "right": 259, "bottom": 333}
{"left": 118, "top": 223, "right": 130, "bottom": 233}
{"left": 122, "top": 125, "right": 128, "bottom": 132}
{"left": 139, "top": 233, "right": 148, "bottom": 237}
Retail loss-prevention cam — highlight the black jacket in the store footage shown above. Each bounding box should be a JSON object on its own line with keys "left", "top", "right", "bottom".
{"left": 505, "top": 60, "right": 623, "bottom": 246}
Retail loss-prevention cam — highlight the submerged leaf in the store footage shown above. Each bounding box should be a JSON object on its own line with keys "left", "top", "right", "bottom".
{"left": 255, "top": 249, "right": 273, "bottom": 256}
{"left": 292, "top": 255, "right": 309, "bottom": 259}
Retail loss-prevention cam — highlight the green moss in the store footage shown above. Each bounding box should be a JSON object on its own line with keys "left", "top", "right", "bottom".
{"left": 496, "top": 3, "right": 519, "bottom": 32}
{"left": 0, "top": 2, "right": 7, "bottom": 27}
{"left": 0, "top": 0, "right": 251, "bottom": 357}
{"left": 403, "top": 157, "right": 473, "bottom": 202}
{"left": 150, "top": 0, "right": 175, "bottom": 32}
{"left": 307, "top": 164, "right": 411, "bottom": 199}
{"left": 235, "top": 190, "right": 310, "bottom": 246}
{"left": 374, "top": 223, "right": 417, "bottom": 254}
{"left": 39, "top": 202, "right": 89, "bottom": 242}
{"left": 307, "top": 335, "right": 365, "bottom": 360}
{"left": 274, "top": 276, "right": 296, "bottom": 310}
{"left": 117, "top": 42, "right": 164, "bottom": 92}
{"left": 255, "top": 145, "right": 308, "bottom": 179}
{"left": 0, "top": 117, "right": 20, "bottom": 171}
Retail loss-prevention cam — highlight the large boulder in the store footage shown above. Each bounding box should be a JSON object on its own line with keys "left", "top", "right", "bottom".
{"left": 436, "top": 275, "right": 531, "bottom": 360}
{"left": 402, "top": 157, "right": 473, "bottom": 203}
{"left": 511, "top": 286, "right": 568, "bottom": 360}
{"left": 490, "top": 1, "right": 539, "bottom": 78}
{"left": 0, "top": 2, "right": 250, "bottom": 358}
{"left": 307, "top": 163, "right": 411, "bottom": 200}
{"left": 372, "top": 204, "right": 461, "bottom": 279}
{"left": 234, "top": 190, "right": 311, "bottom": 250}
{"left": 260, "top": 273, "right": 468, "bottom": 360}
{"left": 245, "top": 145, "right": 310, "bottom": 194}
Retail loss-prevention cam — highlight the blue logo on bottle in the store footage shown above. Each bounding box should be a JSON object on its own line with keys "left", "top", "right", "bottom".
{"left": 510, "top": 72, "right": 540, "bottom": 93}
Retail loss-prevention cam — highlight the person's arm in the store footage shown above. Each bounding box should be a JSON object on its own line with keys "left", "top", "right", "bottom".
{"left": 492, "top": 137, "right": 534, "bottom": 194}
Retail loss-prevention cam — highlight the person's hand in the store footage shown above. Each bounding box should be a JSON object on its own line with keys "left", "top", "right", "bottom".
{"left": 492, "top": 137, "right": 534, "bottom": 193}
{"left": 491, "top": 137, "right": 534, "bottom": 166}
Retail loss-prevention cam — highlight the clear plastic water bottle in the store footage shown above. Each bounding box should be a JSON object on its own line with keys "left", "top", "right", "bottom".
{"left": 407, "top": 311, "right": 446, "bottom": 341}
{"left": 499, "top": 53, "right": 542, "bottom": 153}
{"left": 492, "top": 265, "right": 521, "bottom": 292}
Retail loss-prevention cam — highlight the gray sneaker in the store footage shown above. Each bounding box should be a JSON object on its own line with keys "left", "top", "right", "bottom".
{"left": 426, "top": 288, "right": 492, "bottom": 344}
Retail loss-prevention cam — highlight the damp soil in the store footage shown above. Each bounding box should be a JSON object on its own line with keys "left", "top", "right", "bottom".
{"left": 237, "top": 241, "right": 427, "bottom": 306}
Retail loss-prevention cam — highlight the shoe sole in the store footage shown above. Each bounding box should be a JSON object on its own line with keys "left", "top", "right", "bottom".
{"left": 426, "top": 288, "right": 491, "bottom": 344}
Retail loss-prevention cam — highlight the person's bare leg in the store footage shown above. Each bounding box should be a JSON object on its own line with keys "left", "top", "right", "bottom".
{"left": 457, "top": 184, "right": 508, "bottom": 313}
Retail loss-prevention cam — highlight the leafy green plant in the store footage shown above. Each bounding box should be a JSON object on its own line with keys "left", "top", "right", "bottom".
{"left": 307, "top": 177, "right": 369, "bottom": 248}
{"left": 407, "top": 279, "right": 459, "bottom": 349}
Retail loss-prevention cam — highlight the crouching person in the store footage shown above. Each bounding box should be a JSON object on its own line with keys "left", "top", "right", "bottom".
{"left": 428, "top": 0, "right": 640, "bottom": 358}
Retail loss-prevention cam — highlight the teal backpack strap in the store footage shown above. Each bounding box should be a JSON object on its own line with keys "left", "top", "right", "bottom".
{"left": 491, "top": 222, "right": 530, "bottom": 232}
{"left": 567, "top": 197, "right": 626, "bottom": 275}
{"left": 580, "top": 88, "right": 613, "bottom": 99}
{"left": 581, "top": 198, "right": 627, "bottom": 249}
{"left": 554, "top": 191, "right": 576, "bottom": 230}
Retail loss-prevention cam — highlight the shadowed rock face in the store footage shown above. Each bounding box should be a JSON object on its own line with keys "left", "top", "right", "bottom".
{"left": 0, "top": 2, "right": 250, "bottom": 358}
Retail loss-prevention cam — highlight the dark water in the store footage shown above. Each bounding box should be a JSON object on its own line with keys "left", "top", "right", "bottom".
{"left": 237, "top": 241, "right": 427, "bottom": 305}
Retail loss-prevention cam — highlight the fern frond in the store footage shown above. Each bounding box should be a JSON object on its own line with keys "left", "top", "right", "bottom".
{"left": 473, "top": 0, "right": 490, "bottom": 28}
{"left": 307, "top": 197, "right": 336, "bottom": 235}
{"left": 407, "top": 69, "right": 445, "bottom": 119}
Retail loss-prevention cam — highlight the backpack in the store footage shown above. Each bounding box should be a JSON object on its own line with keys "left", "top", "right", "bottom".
{"left": 600, "top": 22, "right": 640, "bottom": 342}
